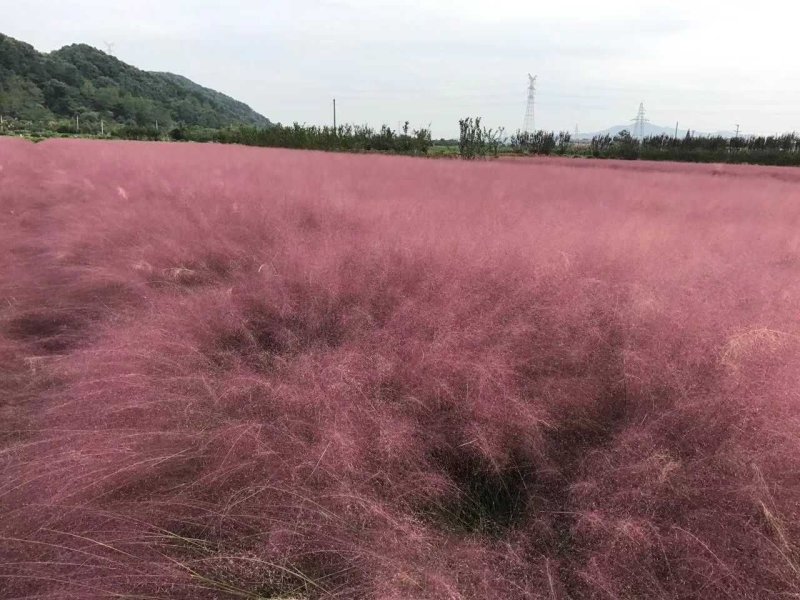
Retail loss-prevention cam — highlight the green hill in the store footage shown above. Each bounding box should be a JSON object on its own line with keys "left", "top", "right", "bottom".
{"left": 0, "top": 33, "right": 270, "bottom": 129}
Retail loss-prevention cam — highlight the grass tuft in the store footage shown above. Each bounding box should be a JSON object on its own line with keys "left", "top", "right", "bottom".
{"left": 3, "top": 138, "right": 800, "bottom": 598}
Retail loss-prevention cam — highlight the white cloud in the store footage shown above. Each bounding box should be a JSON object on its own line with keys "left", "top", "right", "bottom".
{"left": 2, "top": 0, "right": 799, "bottom": 137}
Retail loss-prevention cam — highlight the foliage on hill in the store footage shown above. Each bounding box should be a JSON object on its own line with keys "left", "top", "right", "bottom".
{"left": 0, "top": 33, "right": 270, "bottom": 129}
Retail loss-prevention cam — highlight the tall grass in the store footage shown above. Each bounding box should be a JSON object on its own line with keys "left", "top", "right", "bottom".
{"left": 2, "top": 139, "right": 800, "bottom": 598}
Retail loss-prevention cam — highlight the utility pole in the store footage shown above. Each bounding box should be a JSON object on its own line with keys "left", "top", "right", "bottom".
{"left": 523, "top": 74, "right": 537, "bottom": 133}
{"left": 76, "top": 115, "right": 79, "bottom": 133}
{"left": 155, "top": 120, "right": 159, "bottom": 133}
{"left": 332, "top": 98, "right": 337, "bottom": 133}
{"left": 100, "top": 119, "right": 104, "bottom": 135}
{"left": 734, "top": 123, "right": 740, "bottom": 139}
{"left": 675, "top": 122, "right": 679, "bottom": 139}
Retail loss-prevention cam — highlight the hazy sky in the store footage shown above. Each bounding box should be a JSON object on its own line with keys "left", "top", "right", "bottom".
{"left": 3, "top": 0, "right": 799, "bottom": 137}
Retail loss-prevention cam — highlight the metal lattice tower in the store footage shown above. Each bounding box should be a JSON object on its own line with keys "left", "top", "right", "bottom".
{"left": 523, "top": 74, "right": 537, "bottom": 133}
{"left": 632, "top": 102, "right": 649, "bottom": 140}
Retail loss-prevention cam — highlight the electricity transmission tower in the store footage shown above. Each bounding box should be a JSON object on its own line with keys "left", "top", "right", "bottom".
{"left": 523, "top": 74, "right": 537, "bottom": 133}
{"left": 631, "top": 102, "right": 649, "bottom": 139}
{"left": 103, "top": 40, "right": 115, "bottom": 55}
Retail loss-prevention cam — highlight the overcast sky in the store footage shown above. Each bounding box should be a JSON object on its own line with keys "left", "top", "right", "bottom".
{"left": 3, "top": 0, "right": 799, "bottom": 137}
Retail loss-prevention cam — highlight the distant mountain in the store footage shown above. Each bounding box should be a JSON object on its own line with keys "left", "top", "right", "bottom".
{"left": 706, "top": 130, "right": 740, "bottom": 138}
{"left": 580, "top": 123, "right": 740, "bottom": 140}
{"left": 0, "top": 33, "right": 270, "bottom": 128}
{"left": 581, "top": 123, "right": 686, "bottom": 139}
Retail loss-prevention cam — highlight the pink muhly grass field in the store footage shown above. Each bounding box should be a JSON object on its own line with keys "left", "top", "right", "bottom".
{"left": 2, "top": 138, "right": 800, "bottom": 599}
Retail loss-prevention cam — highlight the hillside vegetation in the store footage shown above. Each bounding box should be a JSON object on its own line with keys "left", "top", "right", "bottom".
{"left": 2, "top": 139, "right": 800, "bottom": 598}
{"left": 0, "top": 33, "right": 269, "bottom": 129}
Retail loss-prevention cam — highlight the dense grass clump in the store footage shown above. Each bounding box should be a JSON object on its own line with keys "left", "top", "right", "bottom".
{"left": 2, "top": 139, "right": 800, "bottom": 598}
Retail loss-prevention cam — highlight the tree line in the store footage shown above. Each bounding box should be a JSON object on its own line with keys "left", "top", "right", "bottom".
{"left": 173, "top": 121, "right": 433, "bottom": 155}
{"left": 0, "top": 114, "right": 433, "bottom": 156}
{"left": 4, "top": 106, "right": 800, "bottom": 167}
{"left": 455, "top": 117, "right": 800, "bottom": 167}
